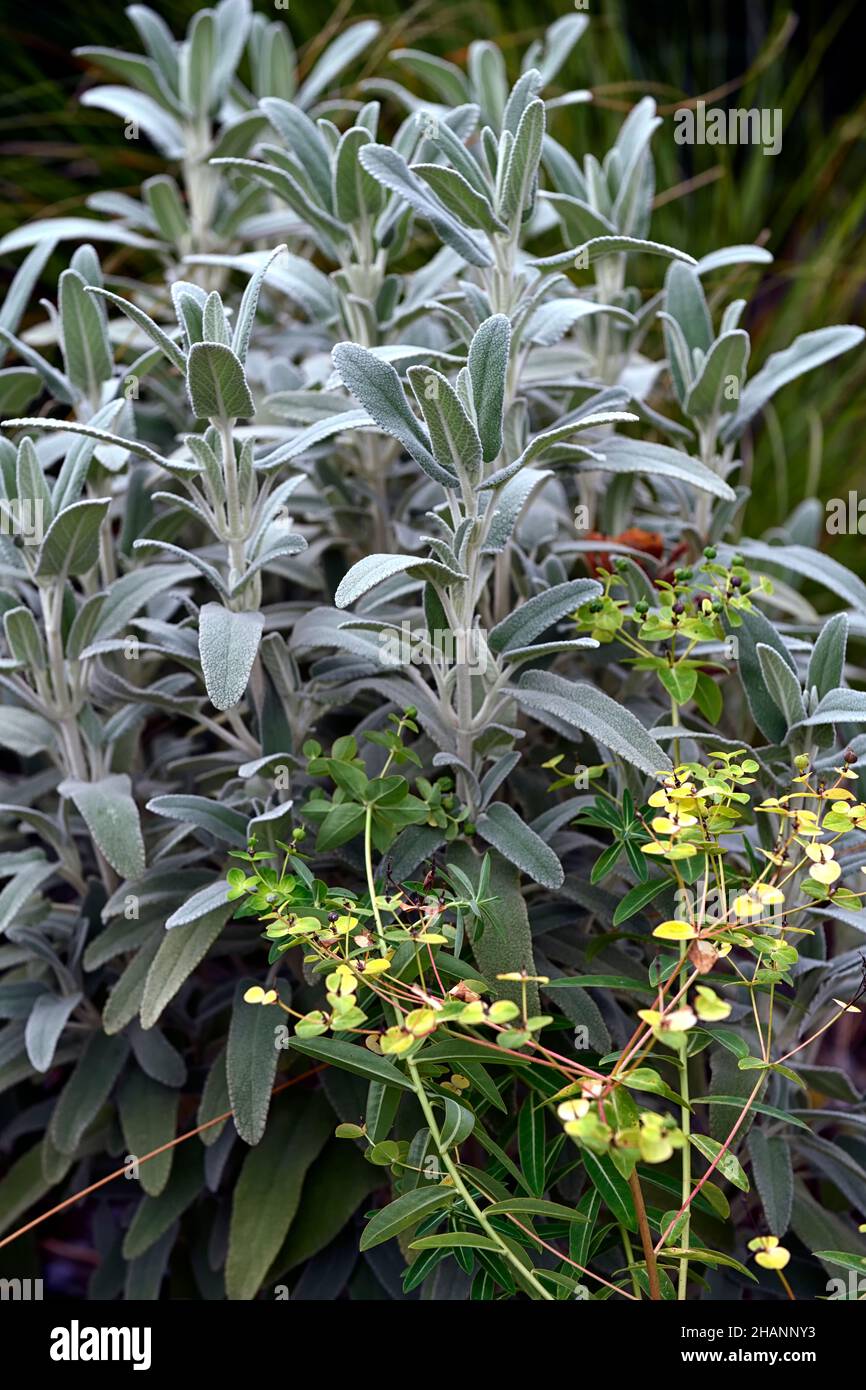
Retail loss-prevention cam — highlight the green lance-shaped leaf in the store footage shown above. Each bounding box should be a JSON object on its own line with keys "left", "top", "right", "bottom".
{"left": 502, "top": 66, "right": 543, "bottom": 134}
{"left": 0, "top": 325, "right": 75, "bottom": 404}
{"left": 227, "top": 979, "right": 280, "bottom": 1145}
{"left": 129, "top": 1019, "right": 186, "bottom": 1088}
{"left": 582, "top": 1149, "right": 637, "bottom": 1230}
{"left": 747, "top": 1130, "right": 793, "bottom": 1236}
{"left": 59, "top": 774, "right": 146, "bottom": 880}
{"left": 501, "top": 97, "right": 545, "bottom": 222}
{"left": 165, "top": 880, "right": 232, "bottom": 930}
{"left": 366, "top": 1079, "right": 402, "bottom": 1145}
{"left": 480, "top": 411, "right": 637, "bottom": 490}
{"left": 25, "top": 991, "right": 82, "bottom": 1073}
{"left": 517, "top": 1099, "right": 547, "bottom": 1198}
{"left": 197, "top": 1046, "right": 229, "bottom": 1148}
{"left": 357, "top": 143, "right": 492, "bottom": 268}
{"left": 389, "top": 47, "right": 470, "bottom": 106}
{"left": 145, "top": 793, "right": 249, "bottom": 845}
{"left": 407, "top": 365, "right": 482, "bottom": 487}
{"left": 589, "top": 437, "right": 736, "bottom": 501}
{"left": 36, "top": 498, "right": 110, "bottom": 579}
{"left": 482, "top": 468, "right": 556, "bottom": 555}
{"left": 696, "top": 245, "right": 773, "bottom": 274}
{"left": 510, "top": 670, "right": 672, "bottom": 776}
{"left": 58, "top": 268, "right": 113, "bottom": 399}
{"left": 181, "top": 6, "right": 216, "bottom": 118}
{"left": 4, "top": 604, "right": 47, "bottom": 670}
{"left": 468, "top": 314, "right": 511, "bottom": 464}
{"left": 272, "top": 1142, "right": 380, "bottom": 1276}
{"left": 142, "top": 174, "right": 189, "bottom": 245}
{"left": 543, "top": 190, "right": 617, "bottom": 245}
{"left": 139, "top": 907, "right": 229, "bottom": 1029}
{"left": 0, "top": 367, "right": 41, "bottom": 416}
{"left": 123, "top": 1225, "right": 177, "bottom": 1300}
{"left": 412, "top": 164, "right": 505, "bottom": 234}
{"left": 531, "top": 235, "right": 697, "bottom": 271}
{"left": 186, "top": 342, "right": 254, "bottom": 420}
{"left": 0, "top": 860, "right": 57, "bottom": 937}
{"left": 225, "top": 1092, "right": 332, "bottom": 1299}
{"left": 756, "top": 643, "right": 806, "bottom": 731}
{"left": 231, "top": 243, "right": 287, "bottom": 364}
{"left": 3, "top": 416, "right": 168, "bottom": 469}
{"left": 0, "top": 216, "right": 161, "bottom": 257}
{"left": 416, "top": 112, "right": 489, "bottom": 195}
{"left": 489, "top": 578, "right": 601, "bottom": 654}
{"left": 332, "top": 340, "right": 451, "bottom": 485}
{"left": 333, "top": 127, "right": 384, "bottom": 223}
{"left": 732, "top": 539, "right": 866, "bottom": 613}
{"left": 683, "top": 330, "right": 750, "bottom": 422}
{"left": 86, "top": 286, "right": 186, "bottom": 372}
{"left": 448, "top": 846, "right": 540, "bottom": 1014}
{"left": 16, "top": 435, "right": 52, "bottom": 528}
{"left": 102, "top": 938, "right": 161, "bottom": 1036}
{"left": 811, "top": 1250, "right": 866, "bottom": 1278}
{"left": 0, "top": 237, "right": 58, "bottom": 338}
{"left": 122, "top": 1144, "right": 203, "bottom": 1259}
{"left": 689, "top": 1133, "right": 750, "bottom": 1192}
{"left": 794, "top": 687, "right": 866, "bottom": 729}
{"left": 807, "top": 613, "right": 848, "bottom": 701}
{"left": 202, "top": 290, "right": 230, "bottom": 346}
{"left": 0, "top": 710, "right": 56, "bottom": 757}
{"left": 295, "top": 19, "right": 381, "bottom": 109}
{"left": 437, "top": 1095, "right": 475, "bottom": 1150}
{"left": 82, "top": 563, "right": 196, "bottom": 651}
{"left": 48, "top": 1030, "right": 129, "bottom": 1154}
{"left": 211, "top": 155, "right": 345, "bottom": 252}
{"left": 0, "top": 1140, "right": 72, "bottom": 1241}
{"left": 335, "top": 553, "right": 467, "bottom": 609}
{"left": 730, "top": 606, "right": 797, "bottom": 745}
{"left": 359, "top": 1184, "right": 456, "bottom": 1251}
{"left": 118, "top": 1070, "right": 179, "bottom": 1197}
{"left": 664, "top": 259, "right": 713, "bottom": 356}
{"left": 260, "top": 99, "right": 334, "bottom": 208}
{"left": 722, "top": 325, "right": 866, "bottom": 442}
{"left": 198, "top": 603, "right": 264, "bottom": 712}
{"left": 287, "top": 1035, "right": 415, "bottom": 1092}
{"left": 476, "top": 802, "right": 564, "bottom": 889}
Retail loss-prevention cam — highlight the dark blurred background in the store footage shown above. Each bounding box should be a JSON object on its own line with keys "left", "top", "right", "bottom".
{"left": 1, "top": 0, "right": 864, "bottom": 564}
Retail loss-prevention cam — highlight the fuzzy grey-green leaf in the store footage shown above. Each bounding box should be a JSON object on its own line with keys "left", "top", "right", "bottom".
{"left": 198, "top": 603, "right": 264, "bottom": 711}
{"left": 186, "top": 342, "right": 254, "bottom": 419}
{"left": 59, "top": 774, "right": 146, "bottom": 879}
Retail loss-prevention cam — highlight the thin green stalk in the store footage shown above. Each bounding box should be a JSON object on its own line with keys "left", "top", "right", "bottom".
{"left": 406, "top": 1056, "right": 555, "bottom": 1302}
{"left": 619, "top": 1222, "right": 641, "bottom": 1299}
{"left": 364, "top": 803, "right": 386, "bottom": 952}
{"left": 677, "top": 940, "right": 691, "bottom": 1301}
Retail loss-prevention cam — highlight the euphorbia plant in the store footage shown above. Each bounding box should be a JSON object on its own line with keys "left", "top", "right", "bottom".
{"left": 0, "top": 7, "right": 864, "bottom": 1307}
{"left": 227, "top": 736, "right": 865, "bottom": 1300}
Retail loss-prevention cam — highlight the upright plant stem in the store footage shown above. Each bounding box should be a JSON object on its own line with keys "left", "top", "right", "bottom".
{"left": 628, "top": 1169, "right": 661, "bottom": 1300}
{"left": 619, "top": 1223, "right": 641, "bottom": 1299}
{"left": 677, "top": 938, "right": 692, "bottom": 1301}
{"left": 362, "top": 741, "right": 552, "bottom": 1302}
{"left": 219, "top": 417, "right": 246, "bottom": 594}
{"left": 406, "top": 1056, "right": 555, "bottom": 1302}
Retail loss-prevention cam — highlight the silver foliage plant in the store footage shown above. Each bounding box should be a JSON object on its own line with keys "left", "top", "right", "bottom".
{"left": 0, "top": 1, "right": 864, "bottom": 1301}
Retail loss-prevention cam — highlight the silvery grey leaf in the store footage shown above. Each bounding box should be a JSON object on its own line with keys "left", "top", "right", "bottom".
{"left": 722, "top": 326, "right": 865, "bottom": 442}
{"left": 59, "top": 774, "right": 146, "bottom": 879}
{"left": 335, "top": 553, "right": 467, "bottom": 609}
{"left": 510, "top": 670, "right": 672, "bottom": 775}
{"left": 198, "top": 603, "right": 264, "bottom": 711}
{"left": 476, "top": 802, "right": 564, "bottom": 889}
